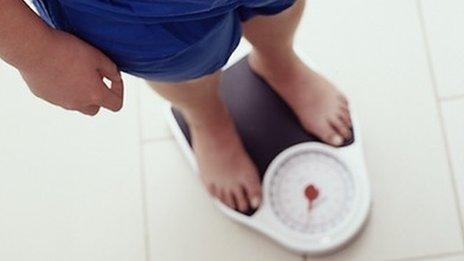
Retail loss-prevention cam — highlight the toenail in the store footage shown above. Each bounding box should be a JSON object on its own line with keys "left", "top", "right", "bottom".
{"left": 251, "top": 197, "right": 261, "bottom": 209}
{"left": 331, "top": 135, "right": 344, "bottom": 146}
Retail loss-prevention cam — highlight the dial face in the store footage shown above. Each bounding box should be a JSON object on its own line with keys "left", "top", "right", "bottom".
{"left": 268, "top": 150, "right": 355, "bottom": 235}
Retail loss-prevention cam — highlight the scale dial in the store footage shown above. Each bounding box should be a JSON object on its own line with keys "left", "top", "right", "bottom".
{"left": 268, "top": 149, "right": 355, "bottom": 235}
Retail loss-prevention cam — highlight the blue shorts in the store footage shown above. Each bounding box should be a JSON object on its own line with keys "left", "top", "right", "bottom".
{"left": 34, "top": 0, "right": 296, "bottom": 82}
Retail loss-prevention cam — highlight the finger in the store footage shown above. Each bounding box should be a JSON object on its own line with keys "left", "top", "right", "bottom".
{"left": 98, "top": 82, "right": 123, "bottom": 112}
{"left": 98, "top": 55, "right": 124, "bottom": 99}
{"left": 98, "top": 55, "right": 122, "bottom": 83}
{"left": 111, "top": 77, "right": 124, "bottom": 99}
{"left": 80, "top": 105, "right": 100, "bottom": 116}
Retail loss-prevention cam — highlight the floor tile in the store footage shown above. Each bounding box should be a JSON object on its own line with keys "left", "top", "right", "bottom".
{"left": 0, "top": 61, "right": 146, "bottom": 261}
{"left": 420, "top": 0, "right": 464, "bottom": 98}
{"left": 294, "top": 0, "right": 463, "bottom": 260}
{"left": 412, "top": 252, "right": 464, "bottom": 261}
{"left": 143, "top": 140, "right": 303, "bottom": 261}
{"left": 441, "top": 99, "right": 464, "bottom": 235}
{"left": 428, "top": 254, "right": 464, "bottom": 261}
{"left": 11, "top": 0, "right": 464, "bottom": 260}
{"left": 137, "top": 75, "right": 173, "bottom": 142}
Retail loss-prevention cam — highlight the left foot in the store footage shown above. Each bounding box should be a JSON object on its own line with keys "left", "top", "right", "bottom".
{"left": 248, "top": 50, "right": 352, "bottom": 146}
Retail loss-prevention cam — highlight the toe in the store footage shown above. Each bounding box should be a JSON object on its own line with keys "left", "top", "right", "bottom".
{"left": 219, "top": 189, "right": 236, "bottom": 210}
{"left": 330, "top": 117, "right": 352, "bottom": 140}
{"left": 329, "top": 134, "right": 344, "bottom": 147}
{"left": 218, "top": 189, "right": 227, "bottom": 204}
{"left": 241, "top": 178, "right": 262, "bottom": 209}
{"left": 225, "top": 190, "right": 237, "bottom": 210}
{"left": 338, "top": 95, "right": 349, "bottom": 106}
{"left": 320, "top": 120, "right": 344, "bottom": 147}
{"left": 207, "top": 183, "right": 217, "bottom": 197}
{"left": 232, "top": 186, "right": 250, "bottom": 212}
{"left": 339, "top": 110, "right": 352, "bottom": 127}
{"left": 338, "top": 98, "right": 349, "bottom": 110}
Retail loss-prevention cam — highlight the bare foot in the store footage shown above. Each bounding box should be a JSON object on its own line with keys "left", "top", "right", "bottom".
{"left": 249, "top": 50, "right": 352, "bottom": 146}
{"left": 185, "top": 104, "right": 262, "bottom": 212}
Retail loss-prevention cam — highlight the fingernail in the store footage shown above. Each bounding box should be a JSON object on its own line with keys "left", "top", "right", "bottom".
{"left": 251, "top": 197, "right": 261, "bottom": 209}
{"left": 331, "top": 135, "right": 344, "bottom": 146}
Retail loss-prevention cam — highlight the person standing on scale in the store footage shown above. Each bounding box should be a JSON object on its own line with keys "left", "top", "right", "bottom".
{"left": 0, "top": 0, "right": 352, "bottom": 213}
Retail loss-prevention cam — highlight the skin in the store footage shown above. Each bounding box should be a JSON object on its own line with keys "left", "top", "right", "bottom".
{"left": 1, "top": 0, "right": 352, "bottom": 213}
{"left": 0, "top": 0, "right": 123, "bottom": 115}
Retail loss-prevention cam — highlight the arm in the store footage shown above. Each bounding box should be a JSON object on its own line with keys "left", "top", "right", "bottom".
{"left": 0, "top": 0, "right": 52, "bottom": 70}
{"left": 0, "top": 0, "right": 124, "bottom": 115}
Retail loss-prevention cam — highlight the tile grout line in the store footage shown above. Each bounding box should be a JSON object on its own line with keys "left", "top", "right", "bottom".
{"left": 135, "top": 86, "right": 152, "bottom": 261}
{"left": 387, "top": 250, "right": 464, "bottom": 261}
{"left": 415, "top": 0, "right": 464, "bottom": 246}
{"left": 440, "top": 93, "right": 464, "bottom": 103}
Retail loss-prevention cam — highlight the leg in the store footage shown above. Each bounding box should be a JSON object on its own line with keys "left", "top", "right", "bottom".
{"left": 147, "top": 72, "right": 262, "bottom": 212}
{"left": 243, "top": 0, "right": 352, "bottom": 146}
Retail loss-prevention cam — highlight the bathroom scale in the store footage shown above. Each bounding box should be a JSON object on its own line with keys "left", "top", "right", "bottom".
{"left": 164, "top": 56, "right": 371, "bottom": 255}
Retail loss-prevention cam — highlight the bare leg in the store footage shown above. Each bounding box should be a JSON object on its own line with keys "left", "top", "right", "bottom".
{"left": 243, "top": 0, "right": 352, "bottom": 146}
{"left": 147, "top": 72, "right": 262, "bottom": 212}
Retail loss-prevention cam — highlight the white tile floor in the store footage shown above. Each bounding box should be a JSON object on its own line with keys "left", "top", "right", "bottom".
{"left": 2, "top": 0, "right": 464, "bottom": 260}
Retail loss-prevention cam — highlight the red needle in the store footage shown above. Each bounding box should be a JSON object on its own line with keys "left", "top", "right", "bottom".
{"left": 304, "top": 184, "right": 319, "bottom": 210}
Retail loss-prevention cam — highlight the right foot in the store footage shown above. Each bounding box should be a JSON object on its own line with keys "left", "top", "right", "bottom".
{"left": 185, "top": 105, "right": 262, "bottom": 212}
{"left": 248, "top": 50, "right": 353, "bottom": 146}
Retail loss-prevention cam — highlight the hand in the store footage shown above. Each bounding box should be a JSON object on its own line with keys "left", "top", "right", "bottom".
{"left": 20, "top": 29, "right": 123, "bottom": 116}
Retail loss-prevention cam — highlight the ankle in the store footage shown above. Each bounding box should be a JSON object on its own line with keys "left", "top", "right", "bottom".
{"left": 182, "top": 102, "right": 233, "bottom": 132}
{"left": 186, "top": 108, "right": 240, "bottom": 148}
{"left": 249, "top": 48, "right": 299, "bottom": 83}
{"left": 251, "top": 45, "right": 296, "bottom": 64}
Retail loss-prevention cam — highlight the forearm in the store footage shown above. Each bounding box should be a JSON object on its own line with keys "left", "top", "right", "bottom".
{"left": 0, "top": 0, "right": 53, "bottom": 70}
